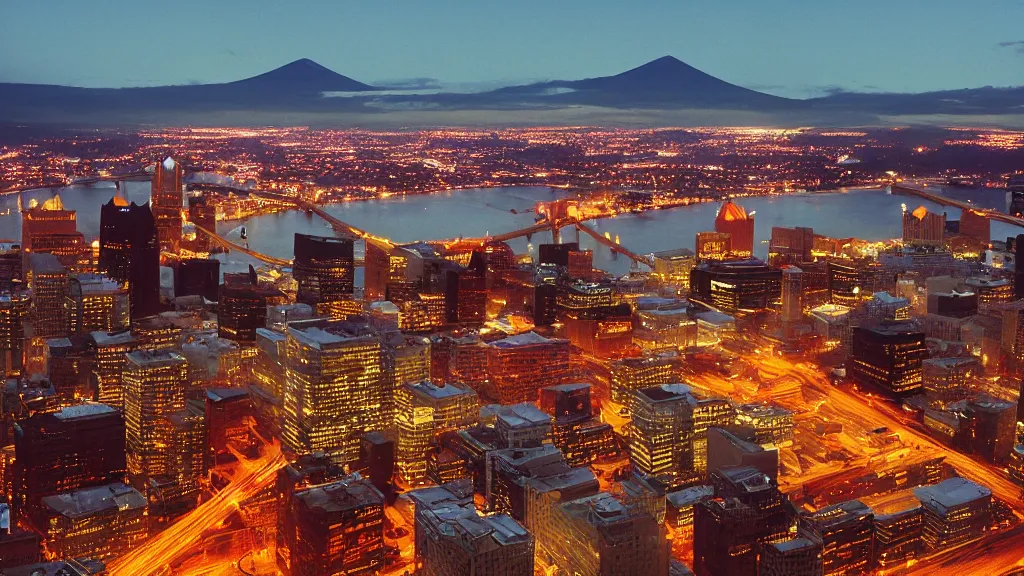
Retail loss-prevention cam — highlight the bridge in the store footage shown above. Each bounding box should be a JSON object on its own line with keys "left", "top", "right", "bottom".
{"left": 194, "top": 225, "right": 292, "bottom": 267}
{"left": 891, "top": 182, "right": 1024, "bottom": 227}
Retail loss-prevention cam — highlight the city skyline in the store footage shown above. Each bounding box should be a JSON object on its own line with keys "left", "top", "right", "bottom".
{"left": 2, "top": 0, "right": 1024, "bottom": 98}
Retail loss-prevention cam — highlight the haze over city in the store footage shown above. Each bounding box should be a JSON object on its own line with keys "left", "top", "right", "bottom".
{"left": 2, "top": 3, "right": 1024, "bottom": 576}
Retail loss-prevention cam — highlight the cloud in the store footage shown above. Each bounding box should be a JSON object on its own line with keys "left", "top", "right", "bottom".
{"left": 998, "top": 40, "right": 1024, "bottom": 53}
{"left": 375, "top": 77, "right": 443, "bottom": 90}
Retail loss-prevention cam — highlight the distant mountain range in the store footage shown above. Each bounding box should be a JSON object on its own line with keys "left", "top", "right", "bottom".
{"left": 0, "top": 56, "right": 1021, "bottom": 125}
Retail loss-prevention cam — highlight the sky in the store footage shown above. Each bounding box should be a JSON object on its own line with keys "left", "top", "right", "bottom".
{"left": 2, "top": 0, "right": 1023, "bottom": 98}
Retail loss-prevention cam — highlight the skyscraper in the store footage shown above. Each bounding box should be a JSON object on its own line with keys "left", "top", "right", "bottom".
{"left": 98, "top": 199, "right": 161, "bottom": 320}
{"left": 64, "top": 274, "right": 129, "bottom": 335}
{"left": 781, "top": 265, "right": 804, "bottom": 327}
{"left": 282, "top": 318, "right": 387, "bottom": 465}
{"left": 395, "top": 381, "right": 478, "bottom": 485}
{"left": 123, "top": 350, "right": 188, "bottom": 482}
{"left": 0, "top": 291, "right": 29, "bottom": 378}
{"left": 151, "top": 157, "right": 184, "bottom": 254}
{"left": 218, "top": 273, "right": 285, "bottom": 343}
{"left": 486, "top": 332, "right": 570, "bottom": 404}
{"left": 26, "top": 253, "right": 69, "bottom": 339}
{"left": 20, "top": 195, "right": 84, "bottom": 265}
{"left": 186, "top": 192, "right": 217, "bottom": 252}
{"left": 293, "top": 233, "right": 355, "bottom": 307}
{"left": 630, "top": 384, "right": 698, "bottom": 484}
{"left": 850, "top": 323, "right": 927, "bottom": 396}
{"left": 174, "top": 258, "right": 220, "bottom": 302}
{"left": 902, "top": 205, "right": 946, "bottom": 246}
{"left": 714, "top": 201, "right": 754, "bottom": 257}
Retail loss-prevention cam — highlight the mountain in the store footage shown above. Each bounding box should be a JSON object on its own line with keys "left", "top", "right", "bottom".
{"left": 485, "top": 56, "right": 796, "bottom": 109}
{"left": 226, "top": 58, "right": 374, "bottom": 93}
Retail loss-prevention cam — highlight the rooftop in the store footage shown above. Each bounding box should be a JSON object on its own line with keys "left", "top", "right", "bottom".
{"left": 497, "top": 403, "right": 552, "bottom": 429}
{"left": 914, "top": 478, "right": 991, "bottom": 514}
{"left": 490, "top": 330, "right": 563, "bottom": 348}
{"left": 42, "top": 482, "right": 146, "bottom": 519}
{"left": 287, "top": 318, "right": 377, "bottom": 349}
{"left": 407, "top": 380, "right": 476, "bottom": 401}
{"left": 90, "top": 329, "right": 136, "bottom": 347}
{"left": 125, "top": 349, "right": 186, "bottom": 367}
{"left": 638, "top": 383, "right": 694, "bottom": 403}
{"left": 666, "top": 485, "right": 714, "bottom": 508}
{"left": 53, "top": 403, "right": 117, "bottom": 421}
{"left": 294, "top": 473, "right": 384, "bottom": 513}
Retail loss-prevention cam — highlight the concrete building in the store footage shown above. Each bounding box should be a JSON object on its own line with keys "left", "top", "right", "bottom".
{"left": 395, "top": 381, "right": 478, "bottom": 485}
{"left": 495, "top": 403, "right": 552, "bottom": 449}
{"left": 40, "top": 482, "right": 147, "bottom": 561}
{"left": 798, "top": 499, "right": 874, "bottom": 576}
{"left": 914, "top": 478, "right": 991, "bottom": 551}
{"left": 486, "top": 332, "right": 570, "bottom": 404}
{"left": 123, "top": 350, "right": 188, "bottom": 483}
{"left": 757, "top": 538, "right": 822, "bottom": 576}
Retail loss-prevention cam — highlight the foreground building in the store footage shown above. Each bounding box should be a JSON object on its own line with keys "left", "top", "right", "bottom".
{"left": 849, "top": 323, "right": 927, "bottom": 396}
{"left": 797, "top": 499, "right": 874, "bottom": 576}
{"left": 123, "top": 350, "right": 188, "bottom": 482}
{"left": 395, "top": 381, "right": 478, "bottom": 485}
{"left": 40, "top": 482, "right": 147, "bottom": 561}
{"left": 914, "top": 477, "right": 991, "bottom": 551}
{"left": 486, "top": 332, "right": 570, "bottom": 404}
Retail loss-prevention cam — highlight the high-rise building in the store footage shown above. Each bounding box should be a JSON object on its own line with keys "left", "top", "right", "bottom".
{"left": 0, "top": 291, "right": 29, "bottom": 378}
{"left": 174, "top": 258, "right": 220, "bottom": 302}
{"left": 539, "top": 383, "right": 616, "bottom": 466}
{"left": 395, "top": 381, "right": 478, "bottom": 485}
{"left": 630, "top": 384, "right": 698, "bottom": 484}
{"left": 706, "top": 427, "right": 779, "bottom": 482}
{"left": 690, "top": 259, "right": 781, "bottom": 314}
{"left": 218, "top": 274, "right": 285, "bottom": 343}
{"left": 98, "top": 199, "right": 160, "bottom": 320}
{"left": 610, "top": 355, "right": 677, "bottom": 404}
{"left": 538, "top": 242, "right": 579, "bottom": 267}
{"left": 965, "top": 277, "right": 1013, "bottom": 305}
{"left": 20, "top": 196, "right": 83, "bottom": 265}
{"left": 479, "top": 240, "right": 515, "bottom": 272}
{"left": 414, "top": 482, "right": 534, "bottom": 576}
{"left": 64, "top": 274, "right": 129, "bottom": 335}
{"left": 714, "top": 201, "right": 755, "bottom": 257}
{"left": 445, "top": 252, "right": 487, "bottom": 325}
{"left": 914, "top": 478, "right": 990, "bottom": 551}
{"left": 0, "top": 242, "right": 24, "bottom": 291}
{"left": 651, "top": 248, "right": 696, "bottom": 288}
{"left": 486, "top": 332, "right": 570, "bottom": 404}
{"left": 758, "top": 538, "right": 822, "bottom": 576}
{"left": 695, "top": 232, "right": 732, "bottom": 261}
{"left": 768, "top": 226, "right": 814, "bottom": 265}
{"left": 356, "top": 432, "right": 395, "bottom": 495}
{"left": 151, "top": 157, "right": 184, "bottom": 254}
{"left": 734, "top": 403, "right": 795, "bottom": 447}
{"left": 850, "top": 323, "right": 927, "bottom": 396}
{"left": 123, "top": 350, "right": 188, "bottom": 482}
{"left": 954, "top": 395, "right": 1016, "bottom": 463}
{"left": 89, "top": 329, "right": 138, "bottom": 409}
{"left": 958, "top": 209, "right": 991, "bottom": 243}
{"left": 205, "top": 387, "right": 251, "bottom": 467}
{"left": 798, "top": 499, "right": 874, "bottom": 576}
{"left": 27, "top": 253, "right": 69, "bottom": 340}
{"left": 495, "top": 403, "right": 552, "bottom": 449}
{"left": 13, "top": 404, "right": 126, "bottom": 530}
{"left": 826, "top": 262, "right": 876, "bottom": 308}
{"left": 922, "top": 357, "right": 977, "bottom": 407}
{"left": 282, "top": 473, "right": 385, "bottom": 576}
{"left": 781, "top": 265, "right": 804, "bottom": 326}
{"left": 293, "top": 233, "right": 355, "bottom": 307}
{"left": 872, "top": 504, "right": 922, "bottom": 569}
{"left": 40, "top": 482, "right": 147, "bottom": 562}
{"left": 186, "top": 192, "right": 217, "bottom": 252}
{"left": 282, "top": 318, "right": 387, "bottom": 465}
{"left": 902, "top": 205, "right": 946, "bottom": 246}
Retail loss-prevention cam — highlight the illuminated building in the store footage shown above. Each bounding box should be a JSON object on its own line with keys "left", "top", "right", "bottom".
{"left": 267, "top": 303, "right": 315, "bottom": 332}
{"left": 123, "top": 350, "right": 188, "bottom": 482}
{"left": 689, "top": 258, "right": 781, "bottom": 314}
{"left": 133, "top": 312, "right": 196, "bottom": 350}
{"left": 494, "top": 403, "right": 551, "bottom": 450}
{"left": 89, "top": 329, "right": 137, "bottom": 409}
{"left": 872, "top": 504, "right": 922, "bottom": 568}
{"left": 174, "top": 258, "right": 220, "bottom": 302}
{"left": 695, "top": 232, "right": 731, "bottom": 261}
{"left": 64, "top": 274, "right": 129, "bottom": 335}
{"left": 768, "top": 226, "right": 814, "bottom": 266}
{"left": 556, "top": 282, "right": 613, "bottom": 316}
{"left": 0, "top": 291, "right": 30, "bottom": 378}
{"left": 20, "top": 196, "right": 83, "bottom": 264}
{"left": 486, "top": 332, "right": 569, "bottom": 404}
{"left": 953, "top": 395, "right": 1016, "bottom": 463}
{"left": 543, "top": 492, "right": 668, "bottom": 576}
{"left": 205, "top": 387, "right": 251, "bottom": 467}
{"left": 293, "top": 233, "right": 355, "bottom": 306}
{"left": 808, "top": 304, "right": 851, "bottom": 350}
{"left": 567, "top": 249, "right": 593, "bottom": 280}
{"left": 706, "top": 428, "right": 778, "bottom": 482}
{"left": 218, "top": 274, "right": 286, "bottom": 343}
{"left": 694, "top": 467, "right": 791, "bottom": 576}
{"left": 0, "top": 242, "right": 23, "bottom": 291}
{"left": 434, "top": 426, "right": 498, "bottom": 493}
{"left": 913, "top": 478, "right": 991, "bottom": 551}
{"left": 690, "top": 398, "right": 735, "bottom": 475}
{"left": 634, "top": 302, "right": 697, "bottom": 351}
{"left": 629, "top": 384, "right": 698, "bottom": 484}
{"left": 98, "top": 199, "right": 160, "bottom": 320}
{"left": 959, "top": 209, "right": 991, "bottom": 243}
{"left": 27, "top": 254, "right": 69, "bottom": 339}
{"left": 827, "top": 262, "right": 872, "bottom": 307}
{"left": 40, "top": 482, "right": 147, "bottom": 562}
{"left": 714, "top": 201, "right": 754, "bottom": 257}
{"left": 480, "top": 240, "right": 515, "bottom": 272}
{"left": 395, "top": 381, "right": 478, "bottom": 485}
{"left": 902, "top": 205, "right": 946, "bottom": 246}
{"left": 538, "top": 242, "right": 579, "bottom": 267}
{"left": 387, "top": 332, "right": 431, "bottom": 389}
{"left": 158, "top": 403, "right": 205, "bottom": 517}
{"left": 539, "top": 383, "right": 616, "bottom": 466}
{"left": 610, "top": 355, "right": 675, "bottom": 405}
{"left": 758, "top": 538, "right": 822, "bottom": 576}
{"left": 651, "top": 248, "right": 696, "bottom": 288}
{"left": 563, "top": 303, "right": 633, "bottom": 358}
{"left": 151, "top": 157, "right": 184, "bottom": 254}
{"left": 734, "top": 403, "right": 794, "bottom": 447}
{"left": 922, "top": 357, "right": 977, "bottom": 407}
{"left": 665, "top": 484, "right": 713, "bottom": 536}
{"left": 283, "top": 473, "right": 385, "bottom": 576}
{"left": 781, "top": 265, "right": 803, "bottom": 329}
{"left": 282, "top": 318, "right": 387, "bottom": 466}
{"left": 274, "top": 453, "right": 349, "bottom": 570}
{"left": 0, "top": 508, "right": 42, "bottom": 569}
{"left": 849, "top": 323, "right": 927, "bottom": 396}
{"left": 363, "top": 241, "right": 405, "bottom": 302}
{"left": 414, "top": 483, "right": 534, "bottom": 576}
{"left": 965, "top": 276, "right": 1013, "bottom": 305}
{"left": 445, "top": 253, "right": 487, "bottom": 326}
{"left": 448, "top": 335, "right": 489, "bottom": 395}
{"left": 186, "top": 192, "right": 216, "bottom": 252}
{"left": 45, "top": 337, "right": 91, "bottom": 403}
{"left": 798, "top": 499, "right": 873, "bottom": 576}
{"left": 13, "top": 404, "right": 126, "bottom": 531}
{"left": 487, "top": 444, "right": 572, "bottom": 519}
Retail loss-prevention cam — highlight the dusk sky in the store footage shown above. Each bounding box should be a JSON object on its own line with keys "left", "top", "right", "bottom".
{"left": 3, "top": 0, "right": 1024, "bottom": 98}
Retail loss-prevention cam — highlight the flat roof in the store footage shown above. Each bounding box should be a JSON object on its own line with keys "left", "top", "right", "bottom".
{"left": 295, "top": 474, "right": 383, "bottom": 513}
{"left": 125, "top": 349, "right": 186, "bottom": 367}
{"left": 497, "top": 403, "right": 551, "bottom": 428}
{"left": 90, "top": 329, "right": 136, "bottom": 347}
{"left": 287, "top": 319, "right": 377, "bottom": 350}
{"left": 53, "top": 403, "right": 117, "bottom": 421}
{"left": 666, "top": 485, "right": 714, "bottom": 508}
{"left": 914, "top": 478, "right": 991, "bottom": 513}
{"left": 407, "top": 380, "right": 475, "bottom": 401}
{"left": 490, "top": 331, "right": 563, "bottom": 348}
{"left": 638, "top": 383, "right": 694, "bottom": 403}
{"left": 42, "top": 482, "right": 146, "bottom": 519}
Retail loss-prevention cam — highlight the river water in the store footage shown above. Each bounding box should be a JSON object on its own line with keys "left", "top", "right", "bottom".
{"left": 1, "top": 183, "right": 1017, "bottom": 279}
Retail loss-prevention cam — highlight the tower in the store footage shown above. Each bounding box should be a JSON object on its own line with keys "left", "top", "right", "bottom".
{"left": 99, "top": 199, "right": 161, "bottom": 320}
{"left": 151, "top": 157, "right": 183, "bottom": 254}
{"left": 714, "top": 201, "right": 754, "bottom": 257}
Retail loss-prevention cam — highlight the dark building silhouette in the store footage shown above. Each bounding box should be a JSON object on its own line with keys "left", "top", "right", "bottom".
{"left": 690, "top": 258, "right": 781, "bottom": 313}
{"left": 218, "top": 271, "right": 285, "bottom": 343}
{"left": 187, "top": 192, "right": 217, "bottom": 252}
{"left": 533, "top": 283, "right": 558, "bottom": 327}
{"left": 293, "top": 233, "right": 355, "bottom": 306}
{"left": 1016, "top": 234, "right": 1024, "bottom": 300}
{"left": 0, "top": 517, "right": 42, "bottom": 569}
{"left": 357, "top": 432, "right": 395, "bottom": 497}
{"left": 152, "top": 157, "right": 184, "bottom": 254}
{"left": 445, "top": 252, "right": 486, "bottom": 325}
{"left": 850, "top": 323, "right": 927, "bottom": 396}
{"left": 0, "top": 242, "right": 23, "bottom": 292}
{"left": 175, "top": 258, "right": 220, "bottom": 302}
{"left": 539, "top": 242, "right": 579, "bottom": 267}
{"left": 99, "top": 199, "right": 161, "bottom": 320}
{"left": 205, "top": 387, "right": 252, "bottom": 467}
{"left": 798, "top": 500, "right": 873, "bottom": 576}
{"left": 13, "top": 404, "right": 126, "bottom": 531}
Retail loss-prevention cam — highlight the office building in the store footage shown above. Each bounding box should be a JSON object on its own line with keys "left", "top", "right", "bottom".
{"left": 965, "top": 276, "right": 1012, "bottom": 305}
{"left": 64, "top": 274, "right": 129, "bottom": 335}
{"left": 27, "top": 254, "right": 69, "bottom": 339}
{"left": 495, "top": 403, "right": 552, "bottom": 449}
{"left": 174, "top": 258, "right": 220, "bottom": 302}
{"left": 414, "top": 483, "right": 534, "bottom": 576}
{"left": 538, "top": 242, "right": 579, "bottom": 267}
{"left": 768, "top": 226, "right": 814, "bottom": 265}
{"left": 758, "top": 538, "right": 822, "bottom": 576}
{"left": 98, "top": 199, "right": 160, "bottom": 320}
{"left": 123, "top": 350, "right": 188, "bottom": 482}
{"left": 714, "top": 201, "right": 754, "bottom": 257}
{"left": 922, "top": 357, "right": 977, "bottom": 407}
{"left": 959, "top": 209, "right": 991, "bottom": 243}
{"left": 40, "top": 482, "right": 147, "bottom": 562}
{"left": 914, "top": 478, "right": 991, "bottom": 550}
{"left": 798, "top": 500, "right": 874, "bottom": 576}
{"left": 706, "top": 427, "right": 779, "bottom": 482}
{"left": 13, "top": 404, "right": 126, "bottom": 530}
{"left": 293, "top": 233, "right": 355, "bottom": 306}
{"left": 0, "top": 508, "right": 41, "bottom": 570}
{"left": 21, "top": 196, "right": 84, "bottom": 264}
{"left": 955, "top": 395, "right": 1016, "bottom": 463}
{"left": 487, "top": 444, "right": 573, "bottom": 519}
{"left": 546, "top": 491, "right": 669, "bottom": 576}
{"left": 690, "top": 258, "right": 781, "bottom": 314}
{"left": 629, "top": 384, "right": 698, "bottom": 483}
{"left": 850, "top": 323, "right": 927, "bottom": 396}
{"left": 827, "top": 262, "right": 874, "bottom": 307}
{"left": 695, "top": 232, "right": 731, "bottom": 261}
{"left": 651, "top": 248, "right": 696, "bottom": 289}
{"left": 186, "top": 192, "right": 217, "bottom": 252}
{"left": 0, "top": 242, "right": 22, "bottom": 291}
{"left": 356, "top": 432, "right": 395, "bottom": 495}
{"left": 282, "top": 474, "right": 385, "bottom": 576}
{"left": 873, "top": 504, "right": 922, "bottom": 568}
{"left": 734, "top": 403, "right": 795, "bottom": 446}
{"left": 205, "top": 387, "right": 251, "bottom": 467}
{"left": 903, "top": 205, "right": 946, "bottom": 246}
{"left": 282, "top": 318, "right": 387, "bottom": 466}
{"left": 486, "top": 332, "right": 570, "bottom": 404}
{"left": 446, "top": 252, "right": 487, "bottom": 325}
{"left": 781, "top": 265, "right": 803, "bottom": 326}
{"left": 610, "top": 355, "right": 676, "bottom": 405}
{"left": 395, "top": 381, "right": 478, "bottom": 485}
{"left": 540, "top": 383, "right": 616, "bottom": 466}
{"left": 89, "top": 329, "right": 137, "bottom": 409}
{"left": 479, "top": 240, "right": 515, "bottom": 272}
{"left": 218, "top": 274, "right": 285, "bottom": 343}
{"left": 0, "top": 291, "right": 29, "bottom": 378}
{"left": 151, "top": 157, "right": 184, "bottom": 254}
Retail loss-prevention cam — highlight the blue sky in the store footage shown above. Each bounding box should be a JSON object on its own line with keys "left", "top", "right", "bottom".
{"left": 2, "top": 0, "right": 1023, "bottom": 97}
